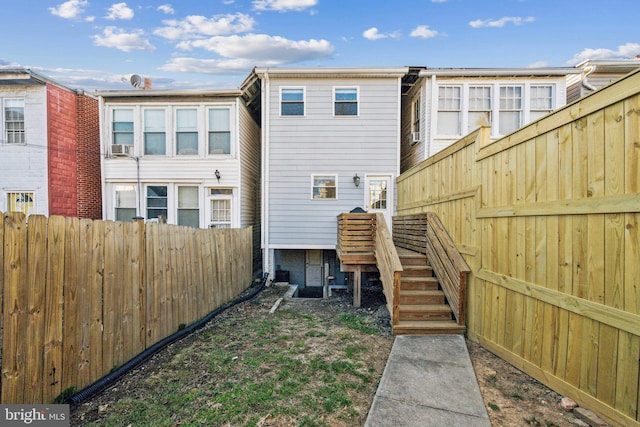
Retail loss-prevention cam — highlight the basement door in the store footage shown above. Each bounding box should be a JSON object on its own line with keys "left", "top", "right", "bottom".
{"left": 365, "top": 175, "right": 393, "bottom": 230}
{"left": 305, "top": 249, "right": 323, "bottom": 287}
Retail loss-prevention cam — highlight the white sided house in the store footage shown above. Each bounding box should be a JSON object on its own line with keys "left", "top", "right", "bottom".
{"left": 243, "top": 67, "right": 408, "bottom": 290}
{"left": 567, "top": 58, "right": 640, "bottom": 103}
{"left": 401, "top": 67, "right": 581, "bottom": 172}
{"left": 97, "top": 88, "right": 260, "bottom": 257}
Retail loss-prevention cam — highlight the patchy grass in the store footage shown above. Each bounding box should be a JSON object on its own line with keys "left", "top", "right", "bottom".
{"left": 72, "top": 286, "right": 394, "bottom": 426}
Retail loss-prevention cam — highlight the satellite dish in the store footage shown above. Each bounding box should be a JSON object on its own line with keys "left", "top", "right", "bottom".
{"left": 130, "top": 74, "right": 143, "bottom": 88}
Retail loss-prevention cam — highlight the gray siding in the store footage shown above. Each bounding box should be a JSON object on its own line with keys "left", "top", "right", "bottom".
{"left": 266, "top": 77, "right": 400, "bottom": 247}
{"left": 238, "top": 98, "right": 261, "bottom": 266}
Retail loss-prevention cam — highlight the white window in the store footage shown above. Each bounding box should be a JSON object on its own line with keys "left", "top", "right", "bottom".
{"left": 4, "top": 99, "right": 25, "bottom": 144}
{"left": 368, "top": 179, "right": 388, "bottom": 210}
{"left": 178, "top": 186, "right": 200, "bottom": 228}
{"left": 115, "top": 184, "right": 137, "bottom": 221}
{"left": 312, "top": 175, "right": 337, "bottom": 200}
{"left": 499, "top": 86, "right": 523, "bottom": 135}
{"left": 112, "top": 109, "right": 134, "bottom": 145}
{"left": 7, "top": 191, "right": 34, "bottom": 215}
{"left": 468, "top": 86, "right": 492, "bottom": 133}
{"left": 334, "top": 88, "right": 358, "bottom": 116}
{"left": 281, "top": 88, "right": 304, "bottom": 116}
{"left": 530, "top": 85, "right": 554, "bottom": 121}
{"left": 176, "top": 109, "right": 198, "bottom": 155}
{"left": 146, "top": 185, "right": 168, "bottom": 221}
{"left": 209, "top": 188, "right": 232, "bottom": 228}
{"left": 144, "top": 109, "right": 166, "bottom": 155}
{"left": 412, "top": 95, "right": 421, "bottom": 135}
{"left": 437, "top": 86, "right": 461, "bottom": 135}
{"left": 208, "top": 108, "right": 231, "bottom": 155}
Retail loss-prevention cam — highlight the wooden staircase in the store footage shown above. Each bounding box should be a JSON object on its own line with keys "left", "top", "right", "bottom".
{"left": 393, "top": 248, "right": 466, "bottom": 335}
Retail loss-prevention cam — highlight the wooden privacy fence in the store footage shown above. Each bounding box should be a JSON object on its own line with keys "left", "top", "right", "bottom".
{"left": 0, "top": 212, "right": 253, "bottom": 404}
{"left": 396, "top": 68, "right": 640, "bottom": 427}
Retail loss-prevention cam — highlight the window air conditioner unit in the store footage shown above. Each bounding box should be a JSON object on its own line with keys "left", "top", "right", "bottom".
{"left": 411, "top": 132, "right": 420, "bottom": 143}
{"left": 111, "top": 144, "right": 133, "bottom": 156}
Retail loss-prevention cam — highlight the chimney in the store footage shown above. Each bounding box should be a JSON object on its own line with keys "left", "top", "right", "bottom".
{"left": 143, "top": 77, "right": 152, "bottom": 90}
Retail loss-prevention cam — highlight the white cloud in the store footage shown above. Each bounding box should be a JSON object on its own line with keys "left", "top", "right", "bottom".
{"left": 154, "top": 14, "right": 255, "bottom": 40}
{"left": 362, "top": 27, "right": 400, "bottom": 41}
{"left": 566, "top": 42, "right": 640, "bottom": 65}
{"left": 160, "top": 57, "right": 262, "bottom": 74}
{"left": 92, "top": 27, "right": 156, "bottom": 52}
{"left": 157, "top": 4, "right": 175, "bottom": 14}
{"left": 252, "top": 0, "right": 317, "bottom": 12}
{"left": 49, "top": 0, "right": 88, "bottom": 19}
{"left": 181, "top": 33, "right": 333, "bottom": 62}
{"left": 469, "top": 16, "right": 535, "bottom": 28}
{"left": 106, "top": 3, "right": 134, "bottom": 20}
{"left": 527, "top": 60, "right": 550, "bottom": 68}
{"left": 410, "top": 25, "right": 440, "bottom": 39}
{"left": 432, "top": 0, "right": 447, "bottom": 2}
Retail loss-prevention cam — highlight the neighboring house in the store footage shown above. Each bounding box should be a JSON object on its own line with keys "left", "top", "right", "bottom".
{"left": 0, "top": 68, "right": 101, "bottom": 219}
{"left": 567, "top": 58, "right": 640, "bottom": 103}
{"left": 242, "top": 67, "right": 408, "bottom": 288}
{"left": 401, "top": 67, "right": 580, "bottom": 172}
{"left": 95, "top": 87, "right": 261, "bottom": 263}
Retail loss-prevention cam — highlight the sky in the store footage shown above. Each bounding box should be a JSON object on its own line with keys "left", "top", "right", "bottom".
{"left": 2, "top": 0, "right": 639, "bottom": 92}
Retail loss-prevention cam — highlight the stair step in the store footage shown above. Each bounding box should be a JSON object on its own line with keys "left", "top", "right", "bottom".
{"left": 399, "top": 304, "right": 453, "bottom": 321}
{"left": 393, "top": 320, "right": 466, "bottom": 335}
{"left": 399, "top": 256, "right": 428, "bottom": 267}
{"left": 399, "top": 290, "right": 445, "bottom": 305}
{"left": 401, "top": 265, "right": 433, "bottom": 277}
{"left": 400, "top": 276, "right": 439, "bottom": 291}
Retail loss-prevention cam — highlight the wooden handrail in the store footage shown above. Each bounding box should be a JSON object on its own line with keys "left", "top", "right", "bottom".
{"left": 393, "top": 212, "right": 470, "bottom": 325}
{"left": 373, "top": 213, "right": 403, "bottom": 325}
{"left": 336, "top": 213, "right": 402, "bottom": 324}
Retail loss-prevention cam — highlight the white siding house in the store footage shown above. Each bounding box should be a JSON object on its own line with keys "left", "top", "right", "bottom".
{"left": 567, "top": 59, "right": 640, "bottom": 103}
{"left": 97, "top": 89, "right": 260, "bottom": 261}
{"left": 401, "top": 67, "right": 580, "bottom": 172}
{"left": 244, "top": 67, "right": 407, "bottom": 288}
{"left": 0, "top": 73, "right": 48, "bottom": 215}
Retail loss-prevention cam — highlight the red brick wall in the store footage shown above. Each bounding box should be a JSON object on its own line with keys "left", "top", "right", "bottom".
{"left": 76, "top": 93, "right": 102, "bottom": 219}
{"left": 47, "top": 85, "right": 78, "bottom": 217}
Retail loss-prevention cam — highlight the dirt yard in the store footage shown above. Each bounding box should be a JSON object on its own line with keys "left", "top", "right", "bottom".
{"left": 71, "top": 283, "right": 584, "bottom": 426}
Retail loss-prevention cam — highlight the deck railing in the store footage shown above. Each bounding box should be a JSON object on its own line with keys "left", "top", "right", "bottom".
{"left": 372, "top": 213, "right": 403, "bottom": 325}
{"left": 336, "top": 213, "right": 402, "bottom": 320}
{"left": 393, "top": 213, "right": 470, "bottom": 325}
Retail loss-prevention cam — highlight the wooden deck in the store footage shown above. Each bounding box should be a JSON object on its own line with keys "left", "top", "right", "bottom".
{"left": 336, "top": 213, "right": 467, "bottom": 335}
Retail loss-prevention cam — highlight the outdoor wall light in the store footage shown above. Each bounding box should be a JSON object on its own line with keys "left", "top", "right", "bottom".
{"left": 353, "top": 173, "right": 360, "bottom": 187}
{"left": 215, "top": 169, "right": 221, "bottom": 183}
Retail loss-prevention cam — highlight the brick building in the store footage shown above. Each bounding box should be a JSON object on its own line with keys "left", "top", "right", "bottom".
{"left": 0, "top": 69, "right": 101, "bottom": 219}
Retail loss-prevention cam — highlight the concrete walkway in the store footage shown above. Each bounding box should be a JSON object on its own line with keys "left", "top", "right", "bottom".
{"left": 365, "top": 335, "right": 491, "bottom": 427}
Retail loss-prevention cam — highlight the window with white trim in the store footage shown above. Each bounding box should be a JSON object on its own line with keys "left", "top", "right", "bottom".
{"left": 281, "top": 88, "right": 304, "bottom": 116}
{"left": 4, "top": 99, "right": 25, "bottom": 144}
{"left": 530, "top": 85, "right": 554, "bottom": 121}
{"left": 209, "top": 188, "right": 232, "bottom": 228}
{"left": 312, "top": 175, "right": 337, "bottom": 200}
{"left": 146, "top": 185, "right": 168, "bottom": 220}
{"left": 176, "top": 109, "right": 198, "bottom": 155}
{"left": 7, "top": 191, "right": 34, "bottom": 215}
{"left": 437, "top": 86, "right": 461, "bottom": 135}
{"left": 115, "top": 184, "right": 137, "bottom": 221}
{"left": 208, "top": 108, "right": 231, "bottom": 154}
{"left": 499, "top": 85, "right": 523, "bottom": 135}
{"left": 144, "top": 109, "right": 166, "bottom": 155}
{"left": 468, "top": 86, "right": 492, "bottom": 133}
{"left": 178, "top": 186, "right": 199, "bottom": 228}
{"left": 112, "top": 109, "right": 134, "bottom": 145}
{"left": 334, "top": 88, "right": 358, "bottom": 116}
{"left": 412, "top": 95, "right": 421, "bottom": 137}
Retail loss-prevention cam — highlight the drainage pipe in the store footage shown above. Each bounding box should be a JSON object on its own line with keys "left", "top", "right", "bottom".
{"left": 69, "top": 273, "right": 269, "bottom": 405}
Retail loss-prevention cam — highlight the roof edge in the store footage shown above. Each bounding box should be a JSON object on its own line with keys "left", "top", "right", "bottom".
{"left": 419, "top": 67, "right": 582, "bottom": 77}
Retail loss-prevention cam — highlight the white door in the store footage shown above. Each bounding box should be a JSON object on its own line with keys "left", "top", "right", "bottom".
{"left": 365, "top": 175, "right": 393, "bottom": 230}
{"left": 306, "top": 249, "right": 323, "bottom": 287}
